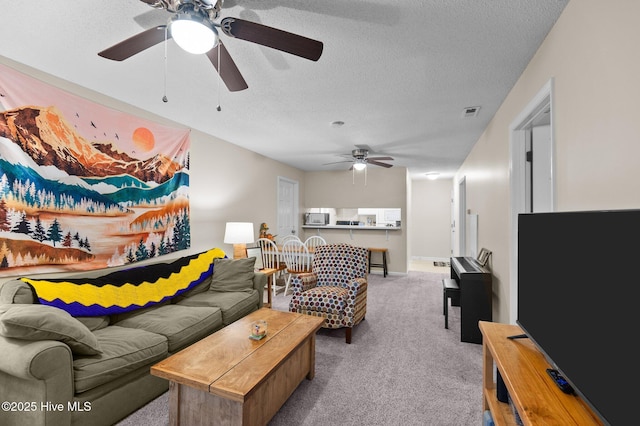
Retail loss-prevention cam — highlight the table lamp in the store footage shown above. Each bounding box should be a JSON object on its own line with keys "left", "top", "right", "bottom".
{"left": 224, "top": 222, "right": 255, "bottom": 259}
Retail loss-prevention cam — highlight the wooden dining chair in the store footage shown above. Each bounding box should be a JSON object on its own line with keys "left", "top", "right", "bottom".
{"left": 279, "top": 234, "right": 301, "bottom": 245}
{"left": 280, "top": 239, "right": 311, "bottom": 296}
{"left": 304, "top": 235, "right": 326, "bottom": 251}
{"left": 256, "top": 238, "right": 283, "bottom": 299}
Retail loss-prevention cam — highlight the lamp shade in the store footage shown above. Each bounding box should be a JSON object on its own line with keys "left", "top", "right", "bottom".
{"left": 224, "top": 222, "right": 255, "bottom": 244}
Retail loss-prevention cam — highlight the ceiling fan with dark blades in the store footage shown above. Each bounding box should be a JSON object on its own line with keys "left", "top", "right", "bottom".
{"left": 324, "top": 148, "right": 394, "bottom": 170}
{"left": 98, "top": 0, "right": 324, "bottom": 92}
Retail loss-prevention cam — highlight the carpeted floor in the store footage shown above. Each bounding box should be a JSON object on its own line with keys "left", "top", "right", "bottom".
{"left": 116, "top": 271, "right": 483, "bottom": 425}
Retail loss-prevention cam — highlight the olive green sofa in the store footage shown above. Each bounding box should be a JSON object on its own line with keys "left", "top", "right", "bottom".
{"left": 0, "top": 249, "right": 266, "bottom": 426}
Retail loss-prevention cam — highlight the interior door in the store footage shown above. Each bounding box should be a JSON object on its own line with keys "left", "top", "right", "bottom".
{"left": 277, "top": 177, "right": 299, "bottom": 241}
{"left": 528, "top": 124, "right": 552, "bottom": 213}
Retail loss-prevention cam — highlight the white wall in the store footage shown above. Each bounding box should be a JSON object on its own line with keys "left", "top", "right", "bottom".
{"left": 410, "top": 178, "right": 452, "bottom": 261}
{"left": 453, "top": 0, "right": 640, "bottom": 323}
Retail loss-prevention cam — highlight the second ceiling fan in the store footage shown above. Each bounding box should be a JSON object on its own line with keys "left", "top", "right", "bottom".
{"left": 98, "top": 0, "right": 324, "bottom": 92}
{"left": 325, "top": 148, "right": 395, "bottom": 171}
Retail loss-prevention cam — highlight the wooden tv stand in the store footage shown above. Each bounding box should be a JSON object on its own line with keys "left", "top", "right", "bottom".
{"left": 479, "top": 321, "right": 603, "bottom": 425}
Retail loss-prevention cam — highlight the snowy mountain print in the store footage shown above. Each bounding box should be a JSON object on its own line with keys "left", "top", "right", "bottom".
{"left": 0, "top": 65, "right": 191, "bottom": 274}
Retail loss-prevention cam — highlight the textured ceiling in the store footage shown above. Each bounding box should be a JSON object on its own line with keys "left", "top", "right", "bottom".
{"left": 0, "top": 0, "right": 568, "bottom": 180}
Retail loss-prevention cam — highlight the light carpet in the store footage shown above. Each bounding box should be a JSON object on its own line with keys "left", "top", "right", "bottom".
{"left": 116, "top": 271, "right": 483, "bottom": 425}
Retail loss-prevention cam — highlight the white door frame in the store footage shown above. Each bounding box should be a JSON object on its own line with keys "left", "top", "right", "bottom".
{"left": 450, "top": 189, "right": 455, "bottom": 256}
{"left": 458, "top": 176, "right": 466, "bottom": 256}
{"left": 508, "top": 78, "right": 556, "bottom": 324}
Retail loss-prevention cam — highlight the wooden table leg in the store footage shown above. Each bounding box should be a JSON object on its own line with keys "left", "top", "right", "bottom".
{"left": 168, "top": 381, "right": 179, "bottom": 426}
{"left": 306, "top": 334, "right": 316, "bottom": 380}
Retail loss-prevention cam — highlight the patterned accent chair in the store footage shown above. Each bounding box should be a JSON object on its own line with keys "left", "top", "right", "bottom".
{"left": 289, "top": 243, "right": 368, "bottom": 344}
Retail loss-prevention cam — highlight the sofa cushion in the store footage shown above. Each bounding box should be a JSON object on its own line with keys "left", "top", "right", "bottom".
{"left": 20, "top": 248, "right": 226, "bottom": 316}
{"left": 0, "top": 304, "right": 102, "bottom": 355}
{"left": 177, "top": 290, "right": 260, "bottom": 325}
{"left": 76, "top": 316, "right": 110, "bottom": 331}
{"left": 209, "top": 257, "right": 256, "bottom": 293}
{"left": 73, "top": 326, "right": 168, "bottom": 393}
{"left": 112, "top": 304, "right": 223, "bottom": 352}
{"left": 0, "top": 279, "right": 36, "bottom": 304}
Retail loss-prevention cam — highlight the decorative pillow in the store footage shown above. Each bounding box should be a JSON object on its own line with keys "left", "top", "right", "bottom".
{"left": 20, "top": 248, "right": 226, "bottom": 317}
{"left": 0, "top": 304, "right": 102, "bottom": 355}
{"left": 209, "top": 257, "right": 256, "bottom": 293}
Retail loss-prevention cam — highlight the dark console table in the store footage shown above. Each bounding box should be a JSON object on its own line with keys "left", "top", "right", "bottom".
{"left": 450, "top": 256, "right": 492, "bottom": 344}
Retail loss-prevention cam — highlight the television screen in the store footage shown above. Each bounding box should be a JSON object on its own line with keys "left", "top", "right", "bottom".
{"left": 518, "top": 210, "right": 638, "bottom": 426}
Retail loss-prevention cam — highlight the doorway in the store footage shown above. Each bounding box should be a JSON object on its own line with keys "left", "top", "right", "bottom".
{"left": 509, "top": 79, "right": 555, "bottom": 323}
{"left": 277, "top": 176, "right": 299, "bottom": 241}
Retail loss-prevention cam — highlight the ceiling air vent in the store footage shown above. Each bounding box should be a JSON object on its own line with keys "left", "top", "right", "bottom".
{"left": 462, "top": 106, "right": 480, "bottom": 118}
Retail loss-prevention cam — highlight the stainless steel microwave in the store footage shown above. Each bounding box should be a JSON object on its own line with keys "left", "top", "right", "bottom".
{"left": 304, "top": 213, "right": 330, "bottom": 225}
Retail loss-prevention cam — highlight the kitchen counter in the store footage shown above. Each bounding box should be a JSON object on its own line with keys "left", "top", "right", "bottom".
{"left": 302, "top": 224, "right": 401, "bottom": 240}
{"left": 302, "top": 225, "right": 401, "bottom": 230}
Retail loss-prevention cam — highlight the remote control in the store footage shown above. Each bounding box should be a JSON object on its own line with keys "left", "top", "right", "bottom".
{"left": 546, "top": 369, "right": 574, "bottom": 394}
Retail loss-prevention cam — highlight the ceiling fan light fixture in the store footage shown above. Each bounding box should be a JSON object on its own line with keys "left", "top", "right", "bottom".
{"left": 170, "top": 10, "right": 218, "bottom": 54}
{"left": 353, "top": 160, "right": 367, "bottom": 171}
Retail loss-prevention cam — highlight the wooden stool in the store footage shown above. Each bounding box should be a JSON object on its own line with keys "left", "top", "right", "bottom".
{"left": 368, "top": 248, "right": 388, "bottom": 277}
{"left": 443, "top": 278, "right": 460, "bottom": 329}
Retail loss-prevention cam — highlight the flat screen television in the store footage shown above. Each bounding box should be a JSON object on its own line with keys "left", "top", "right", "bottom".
{"left": 517, "top": 209, "right": 637, "bottom": 426}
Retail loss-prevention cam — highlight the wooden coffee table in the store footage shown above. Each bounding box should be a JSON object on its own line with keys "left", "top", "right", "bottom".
{"left": 150, "top": 308, "right": 324, "bottom": 426}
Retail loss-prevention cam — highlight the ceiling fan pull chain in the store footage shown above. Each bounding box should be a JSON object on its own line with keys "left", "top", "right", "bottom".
{"left": 162, "top": 26, "right": 169, "bottom": 103}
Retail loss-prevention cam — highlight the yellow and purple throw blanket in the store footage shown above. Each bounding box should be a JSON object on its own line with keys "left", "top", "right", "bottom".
{"left": 20, "top": 248, "right": 226, "bottom": 317}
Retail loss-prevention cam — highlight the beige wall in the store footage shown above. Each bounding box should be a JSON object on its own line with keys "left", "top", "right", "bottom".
{"left": 0, "top": 56, "right": 416, "bottom": 281}
{"left": 410, "top": 178, "right": 452, "bottom": 260}
{"left": 188, "top": 128, "right": 305, "bottom": 255}
{"left": 0, "top": 57, "right": 305, "bottom": 283}
{"left": 453, "top": 0, "right": 640, "bottom": 323}
{"left": 303, "top": 167, "right": 409, "bottom": 273}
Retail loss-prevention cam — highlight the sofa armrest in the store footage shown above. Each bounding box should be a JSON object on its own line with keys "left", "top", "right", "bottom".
{"left": 253, "top": 272, "right": 267, "bottom": 308}
{"left": 0, "top": 336, "right": 74, "bottom": 425}
{"left": 0, "top": 335, "right": 73, "bottom": 382}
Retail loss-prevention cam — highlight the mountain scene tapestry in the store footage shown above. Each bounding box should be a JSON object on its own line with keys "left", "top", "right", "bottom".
{"left": 0, "top": 64, "right": 190, "bottom": 276}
